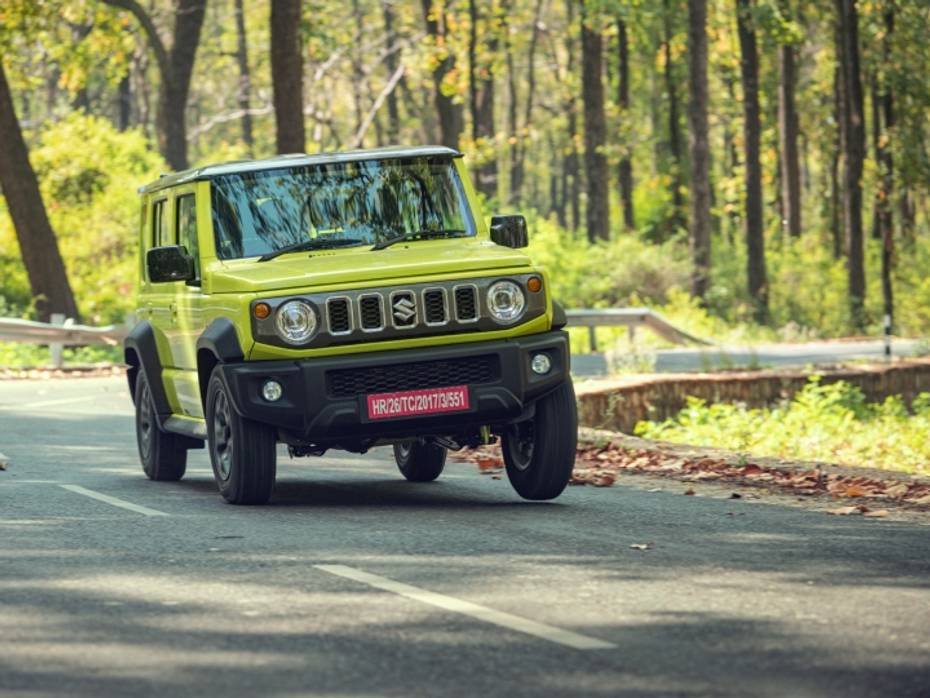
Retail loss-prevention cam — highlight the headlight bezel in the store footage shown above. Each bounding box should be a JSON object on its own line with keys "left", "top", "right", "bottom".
{"left": 485, "top": 279, "right": 527, "bottom": 325}
{"left": 274, "top": 299, "right": 319, "bottom": 345}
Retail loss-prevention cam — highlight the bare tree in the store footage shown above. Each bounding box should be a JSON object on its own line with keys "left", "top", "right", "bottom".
{"left": 687, "top": 0, "right": 712, "bottom": 299}
{"left": 233, "top": 0, "right": 253, "bottom": 154}
{"left": 468, "top": 0, "right": 498, "bottom": 198}
{"left": 736, "top": 0, "right": 769, "bottom": 322}
{"left": 421, "top": 0, "right": 463, "bottom": 148}
{"left": 383, "top": 1, "right": 401, "bottom": 142}
{"left": 778, "top": 29, "right": 802, "bottom": 237}
{"left": 580, "top": 3, "right": 610, "bottom": 242}
{"left": 0, "top": 62, "right": 79, "bottom": 322}
{"left": 835, "top": 0, "right": 866, "bottom": 329}
{"left": 271, "top": 0, "right": 305, "bottom": 153}
{"left": 663, "top": 0, "right": 684, "bottom": 231}
{"left": 616, "top": 17, "right": 634, "bottom": 231}
{"left": 102, "top": 0, "right": 207, "bottom": 170}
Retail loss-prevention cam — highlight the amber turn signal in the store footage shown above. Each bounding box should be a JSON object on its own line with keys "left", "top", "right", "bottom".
{"left": 527, "top": 276, "right": 543, "bottom": 293}
{"left": 253, "top": 302, "right": 271, "bottom": 320}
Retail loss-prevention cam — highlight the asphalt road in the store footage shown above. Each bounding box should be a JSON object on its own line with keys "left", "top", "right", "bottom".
{"left": 572, "top": 338, "right": 921, "bottom": 376}
{"left": 1, "top": 376, "right": 929, "bottom": 697}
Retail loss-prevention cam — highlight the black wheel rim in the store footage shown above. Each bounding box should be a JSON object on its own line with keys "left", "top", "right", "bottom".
{"left": 212, "top": 390, "right": 233, "bottom": 480}
{"left": 396, "top": 441, "right": 412, "bottom": 460}
{"left": 138, "top": 382, "right": 154, "bottom": 458}
{"left": 509, "top": 421, "right": 535, "bottom": 471}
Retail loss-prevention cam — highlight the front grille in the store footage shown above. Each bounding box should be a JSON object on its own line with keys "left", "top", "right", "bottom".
{"left": 327, "top": 355, "right": 500, "bottom": 398}
{"left": 359, "top": 295, "right": 383, "bottom": 330}
{"left": 423, "top": 289, "right": 446, "bottom": 324}
{"left": 327, "top": 298, "right": 351, "bottom": 333}
{"left": 454, "top": 286, "right": 477, "bottom": 321}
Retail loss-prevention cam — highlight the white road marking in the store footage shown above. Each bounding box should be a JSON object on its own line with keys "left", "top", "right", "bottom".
{"left": 59, "top": 484, "right": 169, "bottom": 517}
{"left": 0, "top": 395, "right": 97, "bottom": 410}
{"left": 315, "top": 564, "right": 617, "bottom": 650}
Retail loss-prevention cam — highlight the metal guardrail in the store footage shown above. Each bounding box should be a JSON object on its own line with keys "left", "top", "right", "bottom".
{"left": 0, "top": 308, "right": 708, "bottom": 367}
{"left": 565, "top": 308, "right": 711, "bottom": 351}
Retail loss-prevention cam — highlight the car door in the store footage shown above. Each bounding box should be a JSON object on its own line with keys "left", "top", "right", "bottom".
{"left": 169, "top": 187, "right": 208, "bottom": 418}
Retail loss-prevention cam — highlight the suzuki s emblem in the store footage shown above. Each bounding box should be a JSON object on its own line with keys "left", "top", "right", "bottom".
{"left": 393, "top": 296, "right": 416, "bottom": 322}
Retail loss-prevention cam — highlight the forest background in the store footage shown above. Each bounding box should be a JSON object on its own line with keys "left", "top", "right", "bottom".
{"left": 1, "top": 0, "right": 929, "bottom": 350}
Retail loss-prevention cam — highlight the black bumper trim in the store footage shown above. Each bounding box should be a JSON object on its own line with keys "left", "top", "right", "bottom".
{"left": 218, "top": 331, "right": 570, "bottom": 443}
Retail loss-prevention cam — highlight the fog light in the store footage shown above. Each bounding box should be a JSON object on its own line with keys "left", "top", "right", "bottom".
{"left": 530, "top": 353, "right": 551, "bottom": 375}
{"left": 262, "top": 380, "right": 283, "bottom": 402}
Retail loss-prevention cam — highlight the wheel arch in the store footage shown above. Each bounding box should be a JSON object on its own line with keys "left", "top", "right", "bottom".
{"left": 123, "top": 321, "right": 172, "bottom": 424}
{"left": 196, "top": 318, "right": 245, "bottom": 413}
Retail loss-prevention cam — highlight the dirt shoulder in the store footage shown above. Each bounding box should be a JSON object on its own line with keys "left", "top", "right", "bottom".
{"left": 452, "top": 428, "right": 930, "bottom": 522}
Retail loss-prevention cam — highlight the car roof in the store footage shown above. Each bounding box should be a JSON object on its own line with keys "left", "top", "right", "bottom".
{"left": 138, "top": 145, "right": 463, "bottom": 194}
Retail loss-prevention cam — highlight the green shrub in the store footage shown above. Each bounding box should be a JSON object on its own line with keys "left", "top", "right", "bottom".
{"left": 635, "top": 377, "right": 930, "bottom": 474}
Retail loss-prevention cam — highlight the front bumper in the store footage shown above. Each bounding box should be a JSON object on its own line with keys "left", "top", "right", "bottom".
{"left": 218, "top": 330, "right": 570, "bottom": 444}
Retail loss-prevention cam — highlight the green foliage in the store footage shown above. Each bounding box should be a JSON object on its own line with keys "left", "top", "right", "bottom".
{"left": 636, "top": 378, "right": 930, "bottom": 474}
{"left": 0, "top": 113, "right": 165, "bottom": 322}
{"left": 0, "top": 342, "right": 121, "bottom": 368}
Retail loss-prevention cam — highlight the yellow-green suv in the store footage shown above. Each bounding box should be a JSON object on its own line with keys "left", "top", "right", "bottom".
{"left": 125, "top": 146, "right": 576, "bottom": 504}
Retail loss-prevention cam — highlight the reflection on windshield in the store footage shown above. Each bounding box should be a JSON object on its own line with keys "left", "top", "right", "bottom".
{"left": 210, "top": 157, "right": 475, "bottom": 260}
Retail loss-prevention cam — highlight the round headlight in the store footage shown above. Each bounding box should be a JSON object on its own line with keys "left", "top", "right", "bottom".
{"left": 486, "top": 280, "right": 526, "bottom": 324}
{"left": 275, "top": 300, "right": 317, "bottom": 344}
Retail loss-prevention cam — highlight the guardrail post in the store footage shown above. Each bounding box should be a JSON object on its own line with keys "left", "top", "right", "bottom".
{"left": 588, "top": 326, "right": 597, "bottom": 353}
{"left": 49, "top": 313, "right": 65, "bottom": 369}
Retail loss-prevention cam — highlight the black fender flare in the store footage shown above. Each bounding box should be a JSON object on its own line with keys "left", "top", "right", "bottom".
{"left": 123, "top": 321, "right": 172, "bottom": 425}
{"left": 195, "top": 318, "right": 245, "bottom": 413}
{"left": 551, "top": 300, "right": 568, "bottom": 330}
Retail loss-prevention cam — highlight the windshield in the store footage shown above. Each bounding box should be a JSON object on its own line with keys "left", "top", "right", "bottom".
{"left": 210, "top": 157, "right": 476, "bottom": 260}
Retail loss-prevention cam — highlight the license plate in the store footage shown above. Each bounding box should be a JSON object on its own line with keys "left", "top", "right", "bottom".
{"left": 366, "top": 385, "right": 470, "bottom": 420}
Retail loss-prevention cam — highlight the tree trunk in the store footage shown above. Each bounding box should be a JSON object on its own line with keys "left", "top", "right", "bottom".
{"left": 234, "top": 0, "right": 253, "bottom": 155}
{"left": 383, "top": 1, "right": 401, "bottom": 142}
{"left": 663, "top": 0, "right": 684, "bottom": 232}
{"left": 0, "top": 62, "right": 80, "bottom": 322}
{"left": 421, "top": 0, "right": 464, "bottom": 149}
{"left": 617, "top": 18, "right": 634, "bottom": 231}
{"left": 736, "top": 0, "right": 768, "bottom": 323}
{"left": 564, "top": 0, "right": 580, "bottom": 232}
{"left": 117, "top": 75, "right": 131, "bottom": 131}
{"left": 103, "top": 0, "right": 206, "bottom": 171}
{"left": 687, "top": 0, "right": 712, "bottom": 300}
{"left": 469, "top": 0, "right": 498, "bottom": 198}
{"left": 778, "top": 38, "right": 802, "bottom": 237}
{"left": 580, "top": 4, "right": 610, "bottom": 242}
{"left": 271, "top": 0, "right": 305, "bottom": 153}
{"left": 836, "top": 0, "right": 866, "bottom": 330}
{"left": 877, "top": 6, "right": 895, "bottom": 334}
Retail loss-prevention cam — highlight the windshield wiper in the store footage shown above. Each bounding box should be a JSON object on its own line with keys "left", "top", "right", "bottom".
{"left": 371, "top": 230, "right": 467, "bottom": 251}
{"left": 257, "top": 238, "right": 366, "bottom": 262}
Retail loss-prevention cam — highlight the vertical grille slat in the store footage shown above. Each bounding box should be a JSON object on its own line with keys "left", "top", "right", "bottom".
{"left": 327, "top": 298, "right": 351, "bottom": 334}
{"left": 454, "top": 286, "right": 478, "bottom": 321}
{"left": 423, "top": 289, "right": 447, "bottom": 325}
{"left": 359, "top": 295, "right": 383, "bottom": 330}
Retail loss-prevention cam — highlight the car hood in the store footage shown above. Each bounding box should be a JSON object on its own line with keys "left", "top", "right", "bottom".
{"left": 206, "top": 238, "right": 533, "bottom": 294}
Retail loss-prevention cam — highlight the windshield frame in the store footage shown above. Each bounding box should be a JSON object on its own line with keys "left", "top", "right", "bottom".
{"left": 208, "top": 156, "right": 478, "bottom": 261}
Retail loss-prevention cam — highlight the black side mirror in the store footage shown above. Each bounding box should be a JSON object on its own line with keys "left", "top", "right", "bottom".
{"left": 490, "top": 215, "right": 529, "bottom": 249}
{"left": 147, "top": 246, "right": 195, "bottom": 283}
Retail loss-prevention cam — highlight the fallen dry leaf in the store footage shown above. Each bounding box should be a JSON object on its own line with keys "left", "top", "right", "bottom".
{"left": 684, "top": 488, "right": 696, "bottom": 496}
{"left": 477, "top": 457, "right": 503, "bottom": 471}
{"left": 863, "top": 509, "right": 890, "bottom": 518}
{"left": 827, "top": 506, "right": 860, "bottom": 516}
{"left": 629, "top": 543, "right": 652, "bottom": 551}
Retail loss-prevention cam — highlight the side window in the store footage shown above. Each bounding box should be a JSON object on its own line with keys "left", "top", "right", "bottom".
{"left": 152, "top": 199, "right": 170, "bottom": 246}
{"left": 176, "top": 194, "right": 200, "bottom": 279}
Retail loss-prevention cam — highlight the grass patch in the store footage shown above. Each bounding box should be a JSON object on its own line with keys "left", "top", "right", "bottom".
{"left": 0, "top": 342, "right": 121, "bottom": 368}
{"left": 635, "top": 377, "right": 930, "bottom": 475}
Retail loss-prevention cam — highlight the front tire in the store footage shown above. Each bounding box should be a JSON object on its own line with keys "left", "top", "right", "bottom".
{"left": 134, "top": 371, "right": 187, "bottom": 481}
{"left": 502, "top": 380, "right": 577, "bottom": 500}
{"left": 206, "top": 369, "right": 277, "bottom": 504}
{"left": 394, "top": 440, "right": 446, "bottom": 482}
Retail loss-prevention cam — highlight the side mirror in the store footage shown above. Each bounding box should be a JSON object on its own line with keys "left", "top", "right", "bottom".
{"left": 147, "top": 246, "right": 195, "bottom": 283}
{"left": 490, "top": 215, "right": 529, "bottom": 249}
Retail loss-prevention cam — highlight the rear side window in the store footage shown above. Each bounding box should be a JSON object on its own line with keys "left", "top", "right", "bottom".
{"left": 176, "top": 194, "right": 200, "bottom": 279}
{"left": 152, "top": 199, "right": 170, "bottom": 246}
